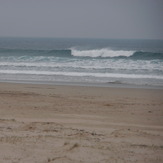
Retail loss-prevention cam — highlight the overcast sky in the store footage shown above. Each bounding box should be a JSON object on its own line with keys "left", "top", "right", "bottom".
{"left": 0, "top": 0, "right": 163, "bottom": 39}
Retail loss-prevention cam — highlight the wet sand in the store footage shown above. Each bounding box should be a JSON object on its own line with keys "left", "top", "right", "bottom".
{"left": 0, "top": 82, "right": 163, "bottom": 163}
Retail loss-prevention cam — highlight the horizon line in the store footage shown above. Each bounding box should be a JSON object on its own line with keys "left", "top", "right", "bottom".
{"left": 0, "top": 36, "right": 163, "bottom": 41}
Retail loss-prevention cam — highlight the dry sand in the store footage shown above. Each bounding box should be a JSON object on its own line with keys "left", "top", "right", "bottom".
{"left": 0, "top": 82, "right": 163, "bottom": 163}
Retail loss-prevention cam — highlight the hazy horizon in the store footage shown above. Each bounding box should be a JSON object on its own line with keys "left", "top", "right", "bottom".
{"left": 1, "top": 36, "right": 163, "bottom": 41}
{"left": 0, "top": 0, "right": 163, "bottom": 40}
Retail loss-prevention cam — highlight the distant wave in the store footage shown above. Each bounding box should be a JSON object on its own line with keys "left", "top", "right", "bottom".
{"left": 0, "top": 48, "right": 72, "bottom": 57}
{"left": 0, "top": 48, "right": 162, "bottom": 60}
{"left": 71, "top": 49, "right": 163, "bottom": 59}
{"left": 130, "top": 51, "right": 163, "bottom": 60}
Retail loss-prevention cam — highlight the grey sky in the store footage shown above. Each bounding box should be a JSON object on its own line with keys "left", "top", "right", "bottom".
{"left": 0, "top": 0, "right": 162, "bottom": 39}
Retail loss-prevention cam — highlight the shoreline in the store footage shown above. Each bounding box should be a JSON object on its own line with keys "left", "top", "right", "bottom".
{"left": 0, "top": 82, "right": 163, "bottom": 163}
{"left": 0, "top": 79, "right": 163, "bottom": 90}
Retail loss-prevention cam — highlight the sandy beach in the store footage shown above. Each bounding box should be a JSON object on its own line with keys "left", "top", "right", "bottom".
{"left": 0, "top": 82, "right": 163, "bottom": 163}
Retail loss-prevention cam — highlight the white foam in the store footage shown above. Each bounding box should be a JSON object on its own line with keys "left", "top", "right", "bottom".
{"left": 71, "top": 48, "right": 134, "bottom": 58}
{"left": 0, "top": 70, "right": 163, "bottom": 80}
{"left": 0, "top": 59, "right": 162, "bottom": 71}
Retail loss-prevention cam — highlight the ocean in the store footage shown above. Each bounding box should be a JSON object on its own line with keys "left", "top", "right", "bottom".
{"left": 0, "top": 37, "right": 163, "bottom": 88}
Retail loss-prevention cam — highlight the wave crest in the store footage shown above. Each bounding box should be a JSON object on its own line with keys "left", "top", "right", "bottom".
{"left": 0, "top": 48, "right": 162, "bottom": 60}
{"left": 71, "top": 49, "right": 134, "bottom": 58}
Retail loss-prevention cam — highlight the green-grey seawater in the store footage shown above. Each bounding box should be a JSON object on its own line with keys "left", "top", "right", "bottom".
{"left": 0, "top": 37, "right": 163, "bottom": 87}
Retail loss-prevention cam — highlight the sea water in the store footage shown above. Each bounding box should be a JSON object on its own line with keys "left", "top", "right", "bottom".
{"left": 0, "top": 37, "right": 163, "bottom": 87}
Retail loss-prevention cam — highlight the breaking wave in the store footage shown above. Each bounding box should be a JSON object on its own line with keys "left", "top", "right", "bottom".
{"left": 71, "top": 49, "right": 134, "bottom": 58}
{"left": 71, "top": 49, "right": 163, "bottom": 59}
{"left": 0, "top": 48, "right": 162, "bottom": 60}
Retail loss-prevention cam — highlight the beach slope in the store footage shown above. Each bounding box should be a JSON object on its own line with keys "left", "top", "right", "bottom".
{"left": 0, "top": 83, "right": 163, "bottom": 163}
